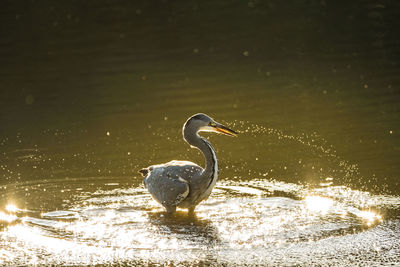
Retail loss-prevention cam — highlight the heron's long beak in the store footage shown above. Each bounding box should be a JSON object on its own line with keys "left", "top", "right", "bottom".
{"left": 214, "top": 123, "right": 238, "bottom": 137}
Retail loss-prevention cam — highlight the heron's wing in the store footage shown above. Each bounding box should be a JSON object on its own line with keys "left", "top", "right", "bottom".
{"left": 146, "top": 169, "right": 189, "bottom": 207}
{"left": 144, "top": 161, "right": 202, "bottom": 207}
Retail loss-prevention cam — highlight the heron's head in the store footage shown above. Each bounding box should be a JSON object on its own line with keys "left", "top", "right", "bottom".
{"left": 183, "top": 113, "right": 238, "bottom": 138}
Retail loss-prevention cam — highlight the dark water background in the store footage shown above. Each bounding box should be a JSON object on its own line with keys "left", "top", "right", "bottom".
{"left": 0, "top": 1, "right": 400, "bottom": 265}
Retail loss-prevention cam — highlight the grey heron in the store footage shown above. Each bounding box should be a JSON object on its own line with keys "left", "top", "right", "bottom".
{"left": 139, "top": 113, "right": 237, "bottom": 214}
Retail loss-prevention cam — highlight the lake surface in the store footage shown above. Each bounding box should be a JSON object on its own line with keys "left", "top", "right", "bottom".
{"left": 1, "top": 1, "right": 400, "bottom": 265}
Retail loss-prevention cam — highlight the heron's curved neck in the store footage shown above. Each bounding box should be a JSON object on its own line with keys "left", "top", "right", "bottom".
{"left": 184, "top": 131, "right": 217, "bottom": 183}
{"left": 199, "top": 138, "right": 217, "bottom": 180}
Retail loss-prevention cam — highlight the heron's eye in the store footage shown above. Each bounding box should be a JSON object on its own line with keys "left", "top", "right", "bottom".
{"left": 209, "top": 122, "right": 217, "bottom": 127}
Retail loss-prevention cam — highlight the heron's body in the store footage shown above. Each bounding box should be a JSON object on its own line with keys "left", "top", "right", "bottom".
{"left": 140, "top": 113, "right": 236, "bottom": 213}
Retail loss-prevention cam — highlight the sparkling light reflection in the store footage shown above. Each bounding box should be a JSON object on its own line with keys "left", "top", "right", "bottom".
{"left": 0, "top": 204, "right": 19, "bottom": 223}
{"left": 6, "top": 204, "right": 18, "bottom": 213}
{"left": 0, "top": 211, "right": 17, "bottom": 223}
{"left": 305, "top": 195, "right": 334, "bottom": 214}
{"left": 0, "top": 179, "right": 396, "bottom": 265}
{"left": 356, "top": 210, "right": 382, "bottom": 226}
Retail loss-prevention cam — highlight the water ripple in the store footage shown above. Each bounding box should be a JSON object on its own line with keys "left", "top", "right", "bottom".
{"left": 0, "top": 177, "right": 399, "bottom": 265}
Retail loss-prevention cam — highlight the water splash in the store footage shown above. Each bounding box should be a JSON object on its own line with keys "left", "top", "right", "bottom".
{"left": 223, "top": 120, "right": 370, "bottom": 196}
{"left": 0, "top": 177, "right": 398, "bottom": 265}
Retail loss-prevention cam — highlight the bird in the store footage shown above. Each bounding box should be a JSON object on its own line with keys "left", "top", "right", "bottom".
{"left": 139, "top": 113, "right": 237, "bottom": 214}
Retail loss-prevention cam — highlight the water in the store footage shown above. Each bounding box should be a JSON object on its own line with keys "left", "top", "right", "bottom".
{"left": 1, "top": 177, "right": 399, "bottom": 265}
{"left": 1, "top": 1, "right": 400, "bottom": 265}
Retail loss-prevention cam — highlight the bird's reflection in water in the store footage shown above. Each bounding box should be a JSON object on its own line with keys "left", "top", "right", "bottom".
{"left": 147, "top": 211, "right": 221, "bottom": 246}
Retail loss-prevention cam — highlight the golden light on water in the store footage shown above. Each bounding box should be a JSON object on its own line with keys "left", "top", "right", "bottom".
{"left": 305, "top": 195, "right": 334, "bottom": 214}
{"left": 0, "top": 179, "right": 393, "bottom": 265}
{"left": 6, "top": 204, "right": 18, "bottom": 213}
{"left": 356, "top": 210, "right": 383, "bottom": 226}
{"left": 0, "top": 211, "right": 17, "bottom": 223}
{"left": 0, "top": 204, "right": 19, "bottom": 223}
{"left": 304, "top": 195, "right": 383, "bottom": 226}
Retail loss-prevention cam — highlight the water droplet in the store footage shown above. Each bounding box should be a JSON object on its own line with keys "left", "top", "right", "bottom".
{"left": 25, "top": 94, "right": 34, "bottom": 105}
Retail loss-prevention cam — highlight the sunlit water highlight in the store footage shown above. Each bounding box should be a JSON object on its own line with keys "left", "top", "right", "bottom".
{"left": 0, "top": 122, "right": 399, "bottom": 265}
{"left": 1, "top": 177, "right": 399, "bottom": 266}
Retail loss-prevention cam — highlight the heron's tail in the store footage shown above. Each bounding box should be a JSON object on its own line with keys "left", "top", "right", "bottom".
{"left": 138, "top": 168, "right": 149, "bottom": 177}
